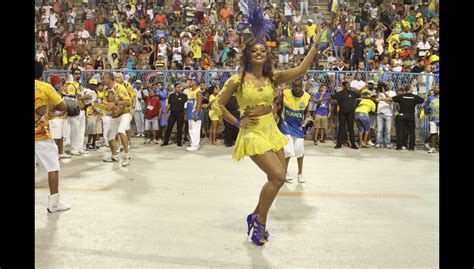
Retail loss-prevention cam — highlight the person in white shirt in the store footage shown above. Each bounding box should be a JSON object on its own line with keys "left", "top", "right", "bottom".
{"left": 49, "top": 11, "right": 58, "bottom": 31}
{"left": 416, "top": 35, "right": 431, "bottom": 58}
{"left": 67, "top": 8, "right": 76, "bottom": 32}
{"left": 375, "top": 82, "right": 397, "bottom": 149}
{"left": 350, "top": 73, "right": 366, "bottom": 91}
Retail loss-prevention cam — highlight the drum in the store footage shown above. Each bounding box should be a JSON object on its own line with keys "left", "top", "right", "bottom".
{"left": 81, "top": 88, "right": 98, "bottom": 105}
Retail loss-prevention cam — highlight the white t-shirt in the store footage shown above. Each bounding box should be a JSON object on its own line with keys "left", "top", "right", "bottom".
{"left": 284, "top": 2, "right": 292, "bottom": 16}
{"left": 350, "top": 80, "right": 366, "bottom": 91}
{"left": 377, "top": 91, "right": 397, "bottom": 116}
{"left": 417, "top": 41, "right": 431, "bottom": 57}
{"left": 49, "top": 13, "right": 58, "bottom": 28}
{"left": 78, "top": 30, "right": 90, "bottom": 40}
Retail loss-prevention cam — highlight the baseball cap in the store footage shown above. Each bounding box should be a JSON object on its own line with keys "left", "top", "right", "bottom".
{"left": 50, "top": 76, "right": 61, "bottom": 85}
{"left": 368, "top": 80, "right": 375, "bottom": 84}
{"left": 135, "top": 79, "right": 142, "bottom": 83}
{"left": 416, "top": 13, "right": 422, "bottom": 18}
{"left": 308, "top": 19, "right": 313, "bottom": 23}
{"left": 89, "top": 79, "right": 98, "bottom": 85}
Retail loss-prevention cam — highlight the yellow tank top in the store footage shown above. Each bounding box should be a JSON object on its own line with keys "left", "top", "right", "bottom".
{"left": 230, "top": 74, "right": 275, "bottom": 114}
{"left": 213, "top": 74, "right": 276, "bottom": 117}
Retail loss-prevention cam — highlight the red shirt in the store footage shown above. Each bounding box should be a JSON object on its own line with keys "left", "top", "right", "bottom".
{"left": 344, "top": 34, "right": 354, "bottom": 48}
{"left": 139, "top": 19, "right": 147, "bottom": 30}
{"left": 144, "top": 96, "right": 162, "bottom": 119}
{"left": 154, "top": 14, "right": 166, "bottom": 25}
{"left": 204, "top": 34, "right": 214, "bottom": 53}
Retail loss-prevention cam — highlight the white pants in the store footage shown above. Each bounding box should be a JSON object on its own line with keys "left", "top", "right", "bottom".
{"left": 35, "top": 139, "right": 60, "bottom": 172}
{"left": 102, "top": 115, "right": 111, "bottom": 146}
{"left": 134, "top": 111, "right": 145, "bottom": 134}
{"left": 107, "top": 114, "right": 131, "bottom": 141}
{"left": 429, "top": 121, "right": 439, "bottom": 135}
{"left": 188, "top": 120, "right": 202, "bottom": 147}
{"left": 279, "top": 53, "right": 289, "bottom": 64}
{"left": 293, "top": 47, "right": 305, "bottom": 55}
{"left": 48, "top": 118, "right": 68, "bottom": 140}
{"left": 69, "top": 110, "right": 86, "bottom": 152}
{"left": 63, "top": 118, "right": 70, "bottom": 144}
{"left": 284, "top": 135, "right": 305, "bottom": 158}
{"left": 300, "top": 1, "right": 309, "bottom": 16}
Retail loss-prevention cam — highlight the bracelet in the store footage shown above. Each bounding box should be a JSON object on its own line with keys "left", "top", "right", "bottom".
{"left": 234, "top": 118, "right": 241, "bottom": 128}
{"left": 313, "top": 44, "right": 320, "bottom": 50}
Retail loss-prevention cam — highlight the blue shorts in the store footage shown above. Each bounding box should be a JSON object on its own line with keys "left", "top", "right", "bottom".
{"left": 355, "top": 112, "right": 371, "bottom": 132}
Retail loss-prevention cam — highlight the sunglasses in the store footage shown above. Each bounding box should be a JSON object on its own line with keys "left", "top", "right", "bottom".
{"left": 74, "top": 72, "right": 81, "bottom": 75}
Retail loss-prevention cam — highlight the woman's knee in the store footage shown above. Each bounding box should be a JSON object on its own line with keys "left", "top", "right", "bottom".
{"left": 269, "top": 170, "right": 286, "bottom": 187}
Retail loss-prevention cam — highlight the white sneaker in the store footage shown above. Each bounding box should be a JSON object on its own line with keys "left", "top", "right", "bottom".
{"left": 386, "top": 144, "right": 393, "bottom": 149}
{"left": 297, "top": 174, "right": 305, "bottom": 183}
{"left": 70, "top": 151, "right": 81, "bottom": 156}
{"left": 186, "top": 146, "right": 200, "bottom": 151}
{"left": 153, "top": 139, "right": 160, "bottom": 144}
{"left": 427, "top": 148, "right": 436, "bottom": 153}
{"left": 122, "top": 154, "right": 131, "bottom": 167}
{"left": 78, "top": 149, "right": 88, "bottom": 154}
{"left": 285, "top": 173, "right": 293, "bottom": 183}
{"left": 367, "top": 140, "right": 375, "bottom": 146}
{"left": 402, "top": 146, "right": 407, "bottom": 150}
{"left": 144, "top": 139, "right": 151, "bottom": 144}
{"left": 374, "top": 144, "right": 381, "bottom": 149}
{"left": 47, "top": 193, "right": 71, "bottom": 213}
{"left": 424, "top": 143, "right": 431, "bottom": 150}
{"left": 103, "top": 155, "right": 120, "bottom": 162}
{"left": 59, "top": 153, "right": 72, "bottom": 159}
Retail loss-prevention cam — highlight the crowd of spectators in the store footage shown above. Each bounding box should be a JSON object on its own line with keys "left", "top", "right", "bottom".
{"left": 35, "top": 0, "right": 439, "bottom": 74}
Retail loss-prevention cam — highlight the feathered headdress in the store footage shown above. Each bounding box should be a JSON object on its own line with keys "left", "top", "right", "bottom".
{"left": 241, "top": 0, "right": 274, "bottom": 41}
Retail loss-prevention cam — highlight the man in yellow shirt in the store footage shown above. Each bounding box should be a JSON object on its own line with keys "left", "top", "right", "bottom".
{"left": 304, "top": 19, "right": 317, "bottom": 45}
{"left": 35, "top": 62, "right": 70, "bottom": 213}
{"left": 114, "top": 72, "right": 137, "bottom": 147}
{"left": 355, "top": 90, "right": 376, "bottom": 148}
{"left": 102, "top": 72, "right": 132, "bottom": 166}
{"left": 67, "top": 68, "right": 93, "bottom": 156}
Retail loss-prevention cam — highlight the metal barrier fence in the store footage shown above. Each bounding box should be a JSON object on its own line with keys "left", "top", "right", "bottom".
{"left": 43, "top": 69, "right": 439, "bottom": 144}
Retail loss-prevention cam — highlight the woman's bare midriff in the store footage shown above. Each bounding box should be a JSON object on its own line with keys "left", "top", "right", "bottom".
{"left": 243, "top": 104, "right": 273, "bottom": 118}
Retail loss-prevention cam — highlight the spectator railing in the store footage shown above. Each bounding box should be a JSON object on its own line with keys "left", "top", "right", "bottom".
{"left": 43, "top": 69, "right": 439, "bottom": 144}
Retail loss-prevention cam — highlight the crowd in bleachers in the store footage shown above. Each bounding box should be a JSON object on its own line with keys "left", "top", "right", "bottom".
{"left": 35, "top": 0, "right": 439, "bottom": 73}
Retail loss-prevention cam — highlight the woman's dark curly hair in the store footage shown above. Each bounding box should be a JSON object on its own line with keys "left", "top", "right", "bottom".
{"left": 239, "top": 38, "right": 276, "bottom": 92}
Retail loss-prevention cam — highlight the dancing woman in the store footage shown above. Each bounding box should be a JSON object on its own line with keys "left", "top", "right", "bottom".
{"left": 214, "top": 0, "right": 324, "bottom": 246}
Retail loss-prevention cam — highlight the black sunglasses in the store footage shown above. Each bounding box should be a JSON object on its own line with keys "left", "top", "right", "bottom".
{"left": 74, "top": 72, "right": 81, "bottom": 75}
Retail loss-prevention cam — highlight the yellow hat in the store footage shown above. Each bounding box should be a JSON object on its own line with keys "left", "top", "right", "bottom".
{"left": 89, "top": 79, "right": 98, "bottom": 85}
{"left": 429, "top": 55, "right": 439, "bottom": 63}
{"left": 416, "top": 13, "right": 422, "bottom": 18}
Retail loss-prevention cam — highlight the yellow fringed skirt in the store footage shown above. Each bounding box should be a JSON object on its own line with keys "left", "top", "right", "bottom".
{"left": 232, "top": 113, "right": 288, "bottom": 161}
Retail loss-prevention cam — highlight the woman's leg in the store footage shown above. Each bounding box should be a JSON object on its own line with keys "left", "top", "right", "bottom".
{"left": 212, "top": 120, "right": 219, "bottom": 144}
{"left": 250, "top": 149, "right": 286, "bottom": 224}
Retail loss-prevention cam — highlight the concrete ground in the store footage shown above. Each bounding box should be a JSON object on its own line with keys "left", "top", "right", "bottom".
{"left": 35, "top": 138, "right": 439, "bottom": 268}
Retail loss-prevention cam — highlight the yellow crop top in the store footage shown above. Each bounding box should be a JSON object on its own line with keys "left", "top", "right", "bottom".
{"left": 213, "top": 74, "right": 275, "bottom": 117}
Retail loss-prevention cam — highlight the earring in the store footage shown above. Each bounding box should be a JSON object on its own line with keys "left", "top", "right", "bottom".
{"left": 246, "top": 63, "right": 252, "bottom": 72}
{"left": 263, "top": 63, "right": 269, "bottom": 74}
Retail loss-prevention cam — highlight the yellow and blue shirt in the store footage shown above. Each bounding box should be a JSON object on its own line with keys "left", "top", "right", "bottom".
{"left": 186, "top": 87, "right": 202, "bottom": 120}
{"left": 279, "top": 89, "right": 310, "bottom": 138}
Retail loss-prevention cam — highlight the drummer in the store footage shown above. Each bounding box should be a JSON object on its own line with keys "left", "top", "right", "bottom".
{"left": 85, "top": 79, "right": 103, "bottom": 149}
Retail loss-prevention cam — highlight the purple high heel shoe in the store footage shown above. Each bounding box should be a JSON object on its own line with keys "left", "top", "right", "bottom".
{"left": 251, "top": 218, "right": 267, "bottom": 246}
{"left": 247, "top": 213, "right": 269, "bottom": 240}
